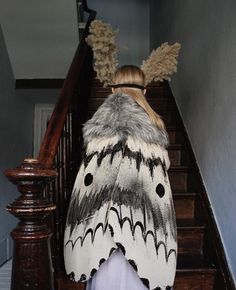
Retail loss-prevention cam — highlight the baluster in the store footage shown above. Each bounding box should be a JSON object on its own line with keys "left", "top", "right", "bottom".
{"left": 53, "top": 150, "right": 62, "bottom": 275}
{"left": 5, "top": 158, "right": 57, "bottom": 290}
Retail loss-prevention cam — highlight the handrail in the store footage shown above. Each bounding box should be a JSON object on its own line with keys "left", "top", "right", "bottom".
{"left": 81, "top": 0, "right": 94, "bottom": 14}
{"left": 38, "top": 4, "right": 96, "bottom": 168}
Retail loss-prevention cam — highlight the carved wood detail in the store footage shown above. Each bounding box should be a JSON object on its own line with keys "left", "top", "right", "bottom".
{"left": 5, "top": 158, "right": 57, "bottom": 290}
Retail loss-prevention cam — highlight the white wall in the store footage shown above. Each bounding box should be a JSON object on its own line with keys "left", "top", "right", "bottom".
{"left": 0, "top": 26, "right": 34, "bottom": 265}
{"left": 88, "top": 0, "right": 150, "bottom": 66}
{"left": 150, "top": 0, "right": 236, "bottom": 284}
{"left": 0, "top": 0, "right": 78, "bottom": 79}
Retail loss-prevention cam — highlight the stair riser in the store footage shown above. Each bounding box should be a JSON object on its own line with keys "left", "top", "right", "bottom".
{"left": 161, "top": 112, "right": 180, "bottom": 126}
{"left": 146, "top": 88, "right": 170, "bottom": 99}
{"left": 167, "top": 130, "right": 185, "bottom": 145}
{"left": 169, "top": 172, "right": 188, "bottom": 192}
{"left": 174, "top": 198, "right": 195, "bottom": 220}
{"left": 148, "top": 99, "right": 173, "bottom": 111}
{"left": 174, "top": 271, "right": 216, "bottom": 290}
{"left": 177, "top": 229, "right": 204, "bottom": 255}
{"left": 169, "top": 170, "right": 200, "bottom": 193}
{"left": 89, "top": 90, "right": 112, "bottom": 100}
{"left": 168, "top": 149, "right": 182, "bottom": 166}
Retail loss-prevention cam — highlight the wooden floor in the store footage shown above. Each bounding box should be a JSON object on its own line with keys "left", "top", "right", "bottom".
{"left": 0, "top": 259, "right": 12, "bottom": 290}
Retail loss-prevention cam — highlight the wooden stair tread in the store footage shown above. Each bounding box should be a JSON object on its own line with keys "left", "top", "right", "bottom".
{"left": 169, "top": 165, "right": 191, "bottom": 172}
{"left": 176, "top": 218, "right": 206, "bottom": 227}
{"left": 166, "top": 125, "right": 182, "bottom": 131}
{"left": 173, "top": 192, "right": 198, "bottom": 197}
{"left": 173, "top": 195, "right": 198, "bottom": 220}
{"left": 168, "top": 143, "right": 185, "bottom": 149}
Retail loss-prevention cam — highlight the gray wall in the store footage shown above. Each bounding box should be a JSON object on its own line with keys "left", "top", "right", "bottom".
{"left": 150, "top": 0, "right": 236, "bottom": 283}
{"left": 0, "top": 0, "right": 78, "bottom": 78}
{"left": 88, "top": 0, "right": 150, "bottom": 66}
{"left": 0, "top": 0, "right": 149, "bottom": 77}
{"left": 0, "top": 27, "right": 34, "bottom": 265}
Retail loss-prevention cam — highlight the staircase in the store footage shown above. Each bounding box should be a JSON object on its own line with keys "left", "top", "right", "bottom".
{"left": 143, "top": 82, "right": 218, "bottom": 290}
{"left": 59, "top": 78, "right": 226, "bottom": 290}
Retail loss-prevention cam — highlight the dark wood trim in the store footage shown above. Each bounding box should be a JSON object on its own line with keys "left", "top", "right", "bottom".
{"left": 15, "top": 79, "right": 65, "bottom": 89}
{"left": 167, "top": 82, "right": 236, "bottom": 290}
{"left": 81, "top": 0, "right": 94, "bottom": 13}
{"left": 5, "top": 158, "right": 57, "bottom": 290}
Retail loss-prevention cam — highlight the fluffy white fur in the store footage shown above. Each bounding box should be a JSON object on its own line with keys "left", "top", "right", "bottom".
{"left": 82, "top": 92, "right": 169, "bottom": 148}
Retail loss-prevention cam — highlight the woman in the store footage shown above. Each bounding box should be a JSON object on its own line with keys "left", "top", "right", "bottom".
{"left": 64, "top": 65, "right": 178, "bottom": 290}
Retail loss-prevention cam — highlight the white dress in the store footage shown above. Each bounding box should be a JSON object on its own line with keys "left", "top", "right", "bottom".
{"left": 86, "top": 249, "right": 148, "bottom": 290}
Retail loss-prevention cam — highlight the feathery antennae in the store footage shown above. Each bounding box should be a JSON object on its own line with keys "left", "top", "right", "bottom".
{"left": 86, "top": 20, "right": 119, "bottom": 87}
{"left": 141, "top": 42, "right": 181, "bottom": 85}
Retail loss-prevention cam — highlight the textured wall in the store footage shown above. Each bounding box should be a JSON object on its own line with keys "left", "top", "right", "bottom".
{"left": 0, "top": 0, "right": 78, "bottom": 78}
{"left": 0, "top": 27, "right": 34, "bottom": 265}
{"left": 150, "top": 0, "right": 236, "bottom": 283}
{"left": 88, "top": 0, "right": 150, "bottom": 66}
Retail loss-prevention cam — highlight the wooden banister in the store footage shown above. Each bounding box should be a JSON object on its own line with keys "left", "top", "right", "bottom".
{"left": 5, "top": 158, "right": 57, "bottom": 290}
{"left": 81, "top": 0, "right": 94, "bottom": 14}
{"left": 5, "top": 1, "right": 96, "bottom": 289}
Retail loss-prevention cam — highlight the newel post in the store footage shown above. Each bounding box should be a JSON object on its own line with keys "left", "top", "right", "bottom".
{"left": 5, "top": 158, "right": 57, "bottom": 290}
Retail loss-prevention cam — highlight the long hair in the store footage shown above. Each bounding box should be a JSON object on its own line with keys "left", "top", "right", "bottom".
{"left": 112, "top": 65, "right": 165, "bottom": 130}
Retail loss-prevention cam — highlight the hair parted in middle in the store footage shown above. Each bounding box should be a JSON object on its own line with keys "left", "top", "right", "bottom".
{"left": 112, "top": 65, "right": 165, "bottom": 131}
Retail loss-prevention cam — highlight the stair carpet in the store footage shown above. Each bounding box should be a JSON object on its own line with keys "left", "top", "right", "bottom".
{"left": 58, "top": 80, "right": 219, "bottom": 290}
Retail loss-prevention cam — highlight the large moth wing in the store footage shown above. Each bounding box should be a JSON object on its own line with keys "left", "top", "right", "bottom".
{"left": 64, "top": 135, "right": 125, "bottom": 282}
{"left": 64, "top": 135, "right": 177, "bottom": 289}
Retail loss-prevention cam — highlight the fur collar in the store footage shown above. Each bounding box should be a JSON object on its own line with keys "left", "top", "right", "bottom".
{"left": 82, "top": 92, "right": 169, "bottom": 148}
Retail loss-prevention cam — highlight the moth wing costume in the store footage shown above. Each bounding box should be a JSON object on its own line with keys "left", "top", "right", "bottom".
{"left": 64, "top": 93, "right": 178, "bottom": 290}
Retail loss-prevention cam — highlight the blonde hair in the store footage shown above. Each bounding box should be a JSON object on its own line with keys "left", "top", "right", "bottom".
{"left": 112, "top": 65, "right": 165, "bottom": 130}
